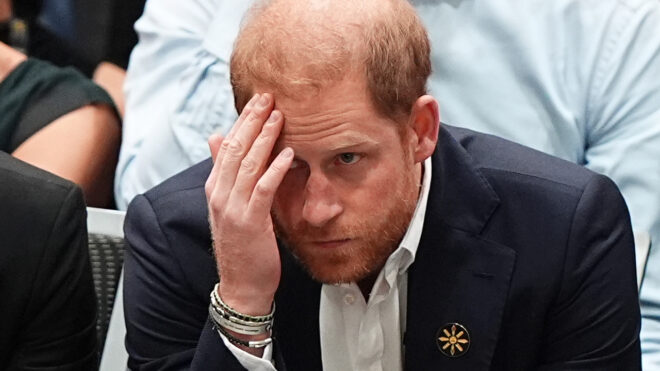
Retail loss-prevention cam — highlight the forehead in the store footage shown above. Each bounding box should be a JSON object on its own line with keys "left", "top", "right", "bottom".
{"left": 266, "top": 78, "right": 399, "bottom": 150}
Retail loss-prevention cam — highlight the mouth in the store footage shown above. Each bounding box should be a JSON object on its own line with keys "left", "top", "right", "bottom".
{"left": 311, "top": 238, "right": 352, "bottom": 249}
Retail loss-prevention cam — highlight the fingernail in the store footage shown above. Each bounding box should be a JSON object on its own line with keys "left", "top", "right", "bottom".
{"left": 282, "top": 147, "right": 293, "bottom": 159}
{"left": 267, "top": 110, "right": 281, "bottom": 124}
{"left": 259, "top": 93, "right": 271, "bottom": 107}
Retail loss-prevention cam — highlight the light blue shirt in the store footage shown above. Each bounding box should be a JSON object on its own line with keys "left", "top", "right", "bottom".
{"left": 117, "top": 0, "right": 660, "bottom": 366}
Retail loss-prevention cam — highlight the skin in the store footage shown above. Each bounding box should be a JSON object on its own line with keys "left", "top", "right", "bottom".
{"left": 270, "top": 78, "right": 422, "bottom": 293}
{"left": 0, "top": 41, "right": 25, "bottom": 82}
{"left": 12, "top": 104, "right": 120, "bottom": 207}
{"left": 205, "top": 75, "right": 439, "bottom": 355}
{"left": 0, "top": 0, "right": 10, "bottom": 23}
{"left": 93, "top": 62, "right": 126, "bottom": 118}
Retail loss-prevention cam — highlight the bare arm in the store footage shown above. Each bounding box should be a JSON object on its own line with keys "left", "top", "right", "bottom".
{"left": 0, "top": 41, "right": 25, "bottom": 82}
{"left": 93, "top": 62, "right": 126, "bottom": 118}
{"left": 0, "top": 0, "right": 11, "bottom": 22}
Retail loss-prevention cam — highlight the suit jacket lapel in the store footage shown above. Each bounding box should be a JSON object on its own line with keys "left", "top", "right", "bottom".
{"left": 404, "top": 126, "right": 516, "bottom": 370}
{"left": 273, "top": 246, "right": 323, "bottom": 371}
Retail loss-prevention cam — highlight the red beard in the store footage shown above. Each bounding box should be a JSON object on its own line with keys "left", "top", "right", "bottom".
{"left": 272, "top": 172, "right": 418, "bottom": 284}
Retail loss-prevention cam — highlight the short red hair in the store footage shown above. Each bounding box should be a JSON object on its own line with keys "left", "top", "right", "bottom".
{"left": 230, "top": 0, "right": 431, "bottom": 122}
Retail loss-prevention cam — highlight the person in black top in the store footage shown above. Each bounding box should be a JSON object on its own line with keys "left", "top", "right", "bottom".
{"left": 0, "top": 41, "right": 120, "bottom": 207}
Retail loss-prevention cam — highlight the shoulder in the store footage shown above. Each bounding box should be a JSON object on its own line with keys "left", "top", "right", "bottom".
{"left": 125, "top": 158, "right": 212, "bottom": 253}
{"left": 137, "top": 158, "right": 212, "bottom": 214}
{"left": 0, "top": 153, "right": 84, "bottom": 231}
{"left": 124, "top": 158, "right": 215, "bottom": 293}
{"left": 445, "top": 125, "right": 596, "bottom": 192}
{"left": 442, "top": 124, "right": 630, "bottom": 251}
{"left": 0, "top": 152, "right": 81, "bottom": 202}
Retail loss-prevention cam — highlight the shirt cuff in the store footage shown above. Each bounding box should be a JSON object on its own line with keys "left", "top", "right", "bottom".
{"left": 219, "top": 332, "right": 277, "bottom": 371}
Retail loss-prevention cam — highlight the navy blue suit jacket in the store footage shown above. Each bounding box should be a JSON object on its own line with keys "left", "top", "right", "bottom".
{"left": 124, "top": 125, "right": 641, "bottom": 370}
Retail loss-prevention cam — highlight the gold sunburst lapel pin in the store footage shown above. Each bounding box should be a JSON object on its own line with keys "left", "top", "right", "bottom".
{"left": 436, "top": 323, "right": 470, "bottom": 358}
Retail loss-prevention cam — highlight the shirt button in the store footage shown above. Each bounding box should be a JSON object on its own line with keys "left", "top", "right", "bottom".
{"left": 344, "top": 293, "right": 356, "bottom": 305}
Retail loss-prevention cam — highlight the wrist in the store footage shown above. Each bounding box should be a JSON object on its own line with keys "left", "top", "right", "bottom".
{"left": 218, "top": 326, "right": 270, "bottom": 357}
{"left": 209, "top": 283, "right": 274, "bottom": 357}
{"left": 218, "top": 281, "right": 275, "bottom": 316}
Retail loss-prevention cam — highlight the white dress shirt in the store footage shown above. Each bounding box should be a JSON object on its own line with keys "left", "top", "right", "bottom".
{"left": 219, "top": 158, "right": 432, "bottom": 370}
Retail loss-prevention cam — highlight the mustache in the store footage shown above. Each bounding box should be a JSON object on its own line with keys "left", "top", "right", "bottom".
{"left": 275, "top": 220, "right": 359, "bottom": 242}
{"left": 272, "top": 213, "right": 408, "bottom": 246}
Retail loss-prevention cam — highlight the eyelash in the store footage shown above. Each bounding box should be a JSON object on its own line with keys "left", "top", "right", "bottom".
{"left": 288, "top": 153, "right": 363, "bottom": 169}
{"left": 336, "top": 153, "right": 362, "bottom": 165}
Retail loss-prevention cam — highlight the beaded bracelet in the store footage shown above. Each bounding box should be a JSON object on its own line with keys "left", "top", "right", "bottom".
{"left": 208, "top": 283, "right": 275, "bottom": 345}
{"left": 211, "top": 283, "right": 275, "bottom": 323}
{"left": 209, "top": 302, "right": 272, "bottom": 335}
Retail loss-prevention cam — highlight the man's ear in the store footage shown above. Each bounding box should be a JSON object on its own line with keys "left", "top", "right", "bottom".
{"left": 407, "top": 95, "right": 440, "bottom": 163}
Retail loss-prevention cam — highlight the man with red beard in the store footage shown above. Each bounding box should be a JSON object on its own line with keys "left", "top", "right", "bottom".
{"left": 122, "top": 0, "right": 641, "bottom": 370}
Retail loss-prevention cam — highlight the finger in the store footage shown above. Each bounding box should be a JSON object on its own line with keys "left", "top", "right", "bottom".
{"left": 231, "top": 110, "right": 283, "bottom": 204}
{"left": 214, "top": 93, "right": 274, "bottom": 200}
{"left": 206, "top": 94, "right": 261, "bottom": 200}
{"left": 215, "top": 93, "right": 261, "bottom": 165}
{"left": 208, "top": 134, "right": 224, "bottom": 163}
{"left": 205, "top": 133, "right": 225, "bottom": 199}
{"left": 222, "top": 93, "right": 261, "bottom": 150}
{"left": 247, "top": 147, "right": 294, "bottom": 220}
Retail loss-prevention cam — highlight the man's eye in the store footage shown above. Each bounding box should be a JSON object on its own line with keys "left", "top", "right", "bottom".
{"left": 337, "top": 153, "right": 361, "bottom": 165}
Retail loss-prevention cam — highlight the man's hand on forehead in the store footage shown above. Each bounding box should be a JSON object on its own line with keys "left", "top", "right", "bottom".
{"left": 205, "top": 93, "right": 293, "bottom": 353}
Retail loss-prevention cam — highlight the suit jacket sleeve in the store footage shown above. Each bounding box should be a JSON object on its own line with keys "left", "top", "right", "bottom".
{"left": 6, "top": 185, "right": 98, "bottom": 370}
{"left": 537, "top": 175, "right": 641, "bottom": 370}
{"left": 124, "top": 194, "right": 247, "bottom": 370}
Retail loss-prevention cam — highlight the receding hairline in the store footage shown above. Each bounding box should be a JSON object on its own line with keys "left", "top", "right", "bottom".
{"left": 234, "top": 0, "right": 407, "bottom": 85}
{"left": 231, "top": 0, "right": 431, "bottom": 120}
{"left": 234, "top": 1, "right": 392, "bottom": 80}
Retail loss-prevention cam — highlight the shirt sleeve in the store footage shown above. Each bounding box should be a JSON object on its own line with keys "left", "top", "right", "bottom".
{"left": 583, "top": 0, "right": 660, "bottom": 245}
{"left": 217, "top": 332, "right": 277, "bottom": 371}
{"left": 580, "top": 1, "right": 660, "bottom": 367}
{"left": 114, "top": 0, "right": 252, "bottom": 209}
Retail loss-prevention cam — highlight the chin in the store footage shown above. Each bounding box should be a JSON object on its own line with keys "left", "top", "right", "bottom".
{"left": 303, "top": 262, "right": 373, "bottom": 284}
{"left": 288, "top": 241, "right": 390, "bottom": 284}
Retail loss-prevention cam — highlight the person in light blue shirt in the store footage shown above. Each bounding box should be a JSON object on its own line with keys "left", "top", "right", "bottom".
{"left": 117, "top": 0, "right": 660, "bottom": 366}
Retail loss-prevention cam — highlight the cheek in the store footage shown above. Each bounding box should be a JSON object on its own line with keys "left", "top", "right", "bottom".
{"left": 344, "top": 164, "right": 402, "bottom": 211}
{"left": 370, "top": 157, "right": 414, "bottom": 200}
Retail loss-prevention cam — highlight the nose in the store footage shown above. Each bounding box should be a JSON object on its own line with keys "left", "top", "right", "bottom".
{"left": 301, "top": 172, "right": 343, "bottom": 227}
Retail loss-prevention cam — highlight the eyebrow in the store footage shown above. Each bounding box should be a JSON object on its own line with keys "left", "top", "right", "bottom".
{"left": 326, "top": 135, "right": 378, "bottom": 152}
